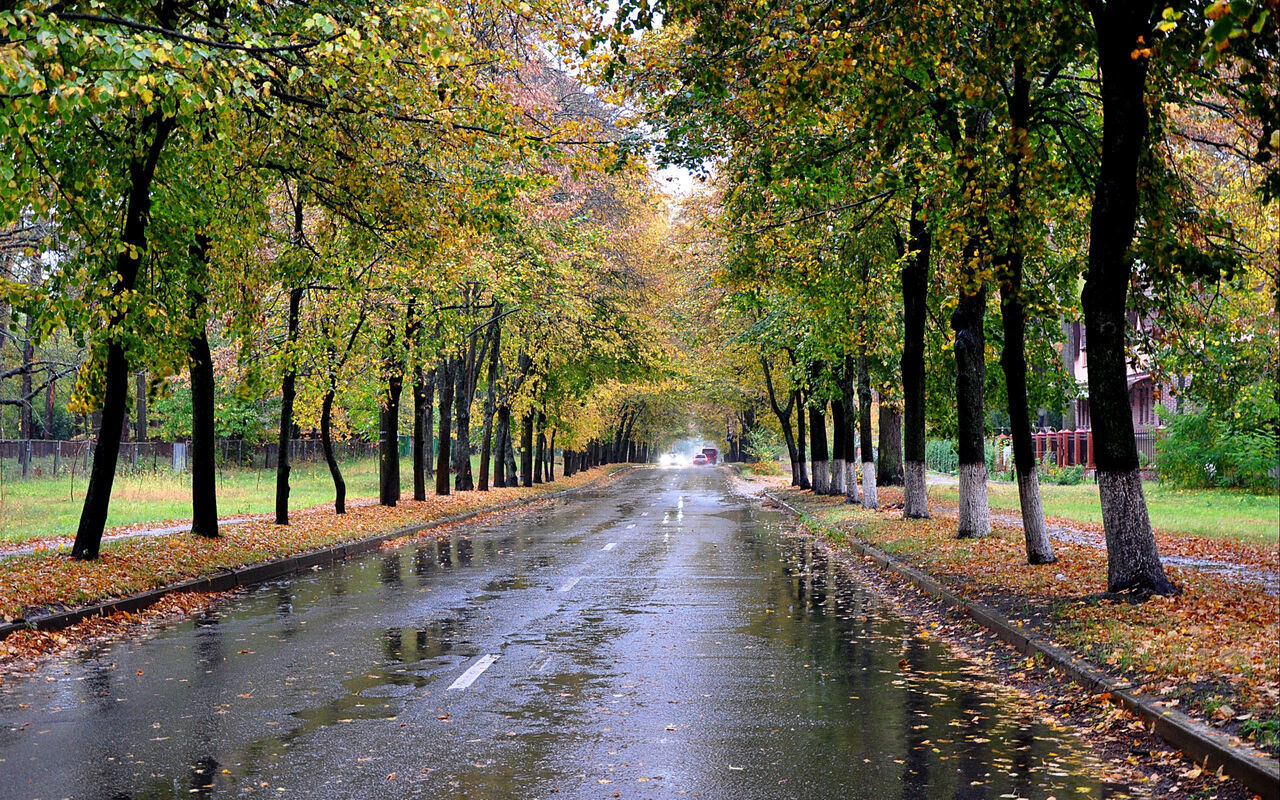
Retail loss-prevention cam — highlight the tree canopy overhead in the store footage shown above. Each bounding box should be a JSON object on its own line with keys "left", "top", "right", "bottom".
{"left": 0, "top": 0, "right": 1274, "bottom": 601}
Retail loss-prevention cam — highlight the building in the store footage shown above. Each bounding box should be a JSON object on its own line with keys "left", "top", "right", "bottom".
{"left": 1060, "top": 318, "right": 1183, "bottom": 433}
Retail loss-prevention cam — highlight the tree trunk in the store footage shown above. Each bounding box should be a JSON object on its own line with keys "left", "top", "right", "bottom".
{"left": 533, "top": 411, "right": 546, "bottom": 485}
{"left": 73, "top": 112, "right": 175, "bottom": 560}
{"left": 503, "top": 420, "right": 518, "bottom": 485}
{"left": 840, "top": 360, "right": 859, "bottom": 504}
{"left": 424, "top": 375, "right": 435, "bottom": 479}
{"left": 796, "top": 388, "right": 811, "bottom": 489}
{"left": 999, "top": 56, "right": 1056, "bottom": 565}
{"left": 274, "top": 285, "right": 304, "bottom": 526}
{"left": 189, "top": 321, "right": 218, "bottom": 537}
{"left": 830, "top": 398, "right": 846, "bottom": 495}
{"left": 44, "top": 377, "right": 56, "bottom": 440}
{"left": 435, "top": 360, "right": 454, "bottom": 496}
{"left": 19, "top": 313, "right": 34, "bottom": 476}
{"left": 379, "top": 372, "right": 402, "bottom": 507}
{"left": 452, "top": 353, "right": 472, "bottom": 492}
{"left": 809, "top": 400, "right": 830, "bottom": 494}
{"left": 759, "top": 355, "right": 799, "bottom": 484}
{"left": 413, "top": 367, "right": 430, "bottom": 501}
{"left": 1084, "top": 0, "right": 1174, "bottom": 595}
{"left": 900, "top": 201, "right": 932, "bottom": 518}
{"left": 951, "top": 269, "right": 990, "bottom": 538}
{"left": 857, "top": 350, "right": 877, "bottom": 509}
{"left": 478, "top": 321, "right": 501, "bottom": 491}
{"left": 133, "top": 370, "right": 147, "bottom": 442}
{"left": 520, "top": 413, "right": 534, "bottom": 487}
{"left": 547, "top": 429, "right": 556, "bottom": 482}
{"left": 877, "top": 402, "right": 904, "bottom": 486}
{"left": 320, "top": 389, "right": 346, "bottom": 514}
{"left": 494, "top": 406, "right": 510, "bottom": 488}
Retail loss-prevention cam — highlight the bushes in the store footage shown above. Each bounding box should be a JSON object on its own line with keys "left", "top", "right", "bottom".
{"left": 1039, "top": 452, "right": 1085, "bottom": 485}
{"left": 1156, "top": 410, "right": 1279, "bottom": 493}
{"left": 925, "top": 439, "right": 958, "bottom": 474}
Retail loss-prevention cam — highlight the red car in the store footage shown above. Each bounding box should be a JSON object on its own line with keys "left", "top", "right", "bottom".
{"left": 701, "top": 448, "right": 719, "bottom": 465}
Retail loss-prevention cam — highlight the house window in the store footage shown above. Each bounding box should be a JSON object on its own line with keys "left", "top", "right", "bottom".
{"left": 1132, "top": 381, "right": 1156, "bottom": 428}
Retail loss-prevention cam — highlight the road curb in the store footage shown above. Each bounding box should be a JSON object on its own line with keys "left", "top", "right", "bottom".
{"left": 762, "top": 490, "right": 1280, "bottom": 800}
{"left": 0, "top": 467, "right": 639, "bottom": 642}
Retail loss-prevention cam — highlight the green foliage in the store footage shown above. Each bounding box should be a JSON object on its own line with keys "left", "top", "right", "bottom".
{"left": 149, "top": 382, "right": 267, "bottom": 443}
{"left": 1156, "top": 410, "right": 1279, "bottom": 493}
{"left": 1239, "top": 717, "right": 1280, "bottom": 750}
{"left": 925, "top": 439, "right": 958, "bottom": 475}
{"left": 744, "top": 426, "right": 787, "bottom": 463}
{"left": 1038, "top": 452, "right": 1086, "bottom": 486}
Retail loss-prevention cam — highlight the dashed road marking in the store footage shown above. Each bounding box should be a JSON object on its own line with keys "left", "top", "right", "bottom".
{"left": 448, "top": 654, "right": 500, "bottom": 690}
{"left": 602, "top": 542, "right": 618, "bottom": 551}
{"left": 558, "top": 576, "right": 582, "bottom": 593}
{"left": 626, "top": 524, "right": 636, "bottom": 529}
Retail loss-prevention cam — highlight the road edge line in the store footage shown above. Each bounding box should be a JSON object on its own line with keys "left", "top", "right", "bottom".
{"left": 761, "top": 489, "right": 1280, "bottom": 800}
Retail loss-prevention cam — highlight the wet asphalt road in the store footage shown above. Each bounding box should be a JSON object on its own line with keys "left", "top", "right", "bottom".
{"left": 0, "top": 467, "right": 1127, "bottom": 800}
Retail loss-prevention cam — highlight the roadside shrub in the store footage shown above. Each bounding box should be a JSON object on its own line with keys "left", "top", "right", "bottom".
{"left": 744, "top": 427, "right": 788, "bottom": 463}
{"left": 1038, "top": 451, "right": 1086, "bottom": 485}
{"left": 744, "top": 460, "right": 784, "bottom": 477}
{"left": 1156, "top": 410, "right": 1279, "bottom": 493}
{"left": 925, "top": 439, "right": 958, "bottom": 474}
{"left": 1054, "top": 464, "right": 1085, "bottom": 485}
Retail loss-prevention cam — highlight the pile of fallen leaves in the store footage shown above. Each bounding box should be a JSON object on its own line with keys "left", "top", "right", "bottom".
{"left": 0, "top": 466, "right": 627, "bottom": 623}
{"left": 0, "top": 591, "right": 226, "bottom": 678}
{"left": 774, "top": 485, "right": 1280, "bottom": 754}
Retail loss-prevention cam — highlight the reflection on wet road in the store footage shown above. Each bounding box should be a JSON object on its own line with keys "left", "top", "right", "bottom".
{"left": 0, "top": 468, "right": 1131, "bottom": 799}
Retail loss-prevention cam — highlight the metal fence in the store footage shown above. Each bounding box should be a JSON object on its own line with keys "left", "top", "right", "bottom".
{"left": 0, "top": 438, "right": 384, "bottom": 481}
{"left": 989, "top": 428, "right": 1162, "bottom": 474}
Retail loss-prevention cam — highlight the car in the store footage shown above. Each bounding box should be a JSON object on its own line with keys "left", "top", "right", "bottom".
{"left": 692, "top": 453, "right": 708, "bottom": 466}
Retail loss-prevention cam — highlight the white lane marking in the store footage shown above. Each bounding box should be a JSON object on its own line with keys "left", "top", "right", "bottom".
{"left": 626, "top": 524, "right": 636, "bottom": 529}
{"left": 558, "top": 576, "right": 582, "bottom": 593}
{"left": 448, "top": 654, "right": 500, "bottom": 690}
{"left": 602, "top": 542, "right": 618, "bottom": 551}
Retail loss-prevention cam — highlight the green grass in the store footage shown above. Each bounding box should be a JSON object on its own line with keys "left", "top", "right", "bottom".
{"left": 0, "top": 454, "right": 496, "bottom": 544}
{"left": 931, "top": 479, "right": 1278, "bottom": 545}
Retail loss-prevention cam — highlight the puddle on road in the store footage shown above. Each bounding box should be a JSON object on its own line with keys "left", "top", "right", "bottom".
{"left": 0, "top": 482, "right": 1142, "bottom": 800}
{"left": 721, "top": 521, "right": 1136, "bottom": 799}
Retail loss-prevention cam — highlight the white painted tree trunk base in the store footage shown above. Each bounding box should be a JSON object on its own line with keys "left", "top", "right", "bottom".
{"left": 903, "top": 461, "right": 929, "bottom": 518}
{"left": 845, "top": 460, "right": 859, "bottom": 504}
{"left": 812, "top": 460, "right": 829, "bottom": 494}
{"left": 831, "top": 458, "right": 846, "bottom": 495}
{"left": 1098, "top": 468, "right": 1176, "bottom": 595}
{"left": 957, "top": 462, "right": 990, "bottom": 538}
{"left": 1017, "top": 468, "right": 1055, "bottom": 563}
{"left": 861, "top": 462, "right": 877, "bottom": 509}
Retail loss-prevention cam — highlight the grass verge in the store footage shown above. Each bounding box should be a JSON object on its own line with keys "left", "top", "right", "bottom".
{"left": 930, "top": 479, "right": 1278, "bottom": 545}
{"left": 763, "top": 482, "right": 1280, "bottom": 757}
{"left": 0, "top": 464, "right": 627, "bottom": 624}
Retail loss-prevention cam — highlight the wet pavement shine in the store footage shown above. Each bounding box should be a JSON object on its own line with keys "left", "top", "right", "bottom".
{"left": 0, "top": 467, "right": 1131, "bottom": 800}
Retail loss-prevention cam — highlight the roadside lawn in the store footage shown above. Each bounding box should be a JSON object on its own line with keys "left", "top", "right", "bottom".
{"left": 0, "top": 464, "right": 627, "bottom": 626}
{"left": 930, "top": 479, "right": 1276, "bottom": 545}
{"left": 0, "top": 454, "right": 498, "bottom": 544}
{"left": 761, "top": 482, "right": 1280, "bottom": 757}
